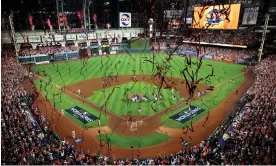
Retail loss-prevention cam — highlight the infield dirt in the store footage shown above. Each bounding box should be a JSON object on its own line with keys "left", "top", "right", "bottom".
{"left": 22, "top": 69, "right": 254, "bottom": 158}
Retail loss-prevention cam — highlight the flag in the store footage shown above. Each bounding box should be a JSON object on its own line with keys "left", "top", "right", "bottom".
{"left": 93, "top": 13, "right": 97, "bottom": 23}
{"left": 219, "top": 133, "right": 230, "bottom": 145}
{"left": 223, "top": 133, "right": 230, "bottom": 140}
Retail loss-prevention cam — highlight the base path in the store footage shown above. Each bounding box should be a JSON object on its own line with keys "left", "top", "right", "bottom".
{"left": 22, "top": 70, "right": 254, "bottom": 159}
{"left": 64, "top": 75, "right": 208, "bottom": 136}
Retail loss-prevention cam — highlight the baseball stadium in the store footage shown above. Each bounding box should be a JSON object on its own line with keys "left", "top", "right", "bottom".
{"left": 1, "top": 0, "right": 276, "bottom": 165}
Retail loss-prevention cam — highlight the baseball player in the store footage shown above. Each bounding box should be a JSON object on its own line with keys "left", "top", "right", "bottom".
{"left": 77, "top": 89, "right": 81, "bottom": 95}
{"left": 61, "top": 109, "right": 64, "bottom": 116}
{"left": 173, "top": 95, "right": 177, "bottom": 100}
{"left": 138, "top": 107, "right": 142, "bottom": 114}
{"left": 72, "top": 130, "right": 76, "bottom": 139}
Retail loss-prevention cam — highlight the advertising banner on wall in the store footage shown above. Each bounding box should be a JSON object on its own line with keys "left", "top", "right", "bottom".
{"left": 164, "top": 10, "right": 182, "bottom": 19}
{"left": 105, "top": 33, "right": 114, "bottom": 39}
{"left": 28, "top": 36, "right": 41, "bottom": 43}
{"left": 242, "top": 7, "right": 259, "bottom": 25}
{"left": 119, "top": 12, "right": 131, "bottom": 27}
{"left": 193, "top": 4, "right": 241, "bottom": 29}
{"left": 54, "top": 35, "right": 64, "bottom": 41}
{"left": 16, "top": 36, "right": 26, "bottom": 43}
{"left": 123, "top": 33, "right": 131, "bottom": 38}
{"left": 88, "top": 33, "right": 97, "bottom": 39}
{"left": 66, "top": 34, "right": 77, "bottom": 41}
{"left": 77, "top": 34, "right": 87, "bottom": 40}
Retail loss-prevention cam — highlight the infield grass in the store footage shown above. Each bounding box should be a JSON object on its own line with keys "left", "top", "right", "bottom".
{"left": 88, "top": 82, "right": 183, "bottom": 115}
{"left": 32, "top": 53, "right": 245, "bottom": 128}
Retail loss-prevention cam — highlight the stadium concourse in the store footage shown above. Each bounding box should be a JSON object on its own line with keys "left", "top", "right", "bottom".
{"left": 1, "top": 43, "right": 276, "bottom": 164}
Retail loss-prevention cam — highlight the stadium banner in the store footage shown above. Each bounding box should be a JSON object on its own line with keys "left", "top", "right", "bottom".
{"left": 193, "top": 4, "right": 241, "bottom": 29}
{"left": 110, "top": 50, "right": 117, "bottom": 54}
{"left": 119, "top": 12, "right": 131, "bottom": 27}
{"left": 77, "top": 34, "right": 87, "bottom": 40}
{"left": 96, "top": 33, "right": 103, "bottom": 39}
{"left": 88, "top": 33, "right": 97, "bottom": 39}
{"left": 16, "top": 36, "right": 26, "bottom": 43}
{"left": 242, "top": 7, "right": 259, "bottom": 25}
{"left": 28, "top": 36, "right": 41, "bottom": 43}
{"left": 105, "top": 33, "right": 114, "bottom": 39}
{"left": 164, "top": 10, "right": 182, "bottom": 19}
{"left": 65, "top": 106, "right": 98, "bottom": 124}
{"left": 42, "top": 35, "right": 54, "bottom": 43}
{"left": 54, "top": 35, "right": 64, "bottom": 41}
{"left": 182, "top": 41, "right": 247, "bottom": 48}
{"left": 170, "top": 106, "right": 205, "bottom": 123}
{"left": 66, "top": 34, "right": 77, "bottom": 41}
{"left": 224, "top": 58, "right": 233, "bottom": 62}
{"left": 131, "top": 32, "right": 137, "bottom": 37}
{"left": 214, "top": 56, "right": 223, "bottom": 60}
{"left": 123, "top": 33, "right": 131, "bottom": 38}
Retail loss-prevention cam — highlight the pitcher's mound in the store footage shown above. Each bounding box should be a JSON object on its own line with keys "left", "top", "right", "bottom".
{"left": 128, "top": 93, "right": 145, "bottom": 100}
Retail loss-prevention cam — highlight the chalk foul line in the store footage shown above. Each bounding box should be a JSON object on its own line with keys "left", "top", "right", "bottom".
{"left": 35, "top": 74, "right": 127, "bottom": 121}
{"left": 35, "top": 69, "right": 248, "bottom": 123}
{"left": 141, "top": 70, "right": 249, "bottom": 121}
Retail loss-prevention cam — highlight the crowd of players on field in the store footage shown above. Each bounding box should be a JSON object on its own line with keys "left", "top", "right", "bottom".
{"left": 1, "top": 43, "right": 275, "bottom": 164}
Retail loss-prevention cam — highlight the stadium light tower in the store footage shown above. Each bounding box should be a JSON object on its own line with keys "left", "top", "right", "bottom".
{"left": 258, "top": 14, "right": 270, "bottom": 62}
{"left": 8, "top": 13, "right": 20, "bottom": 57}
{"left": 148, "top": 18, "right": 154, "bottom": 39}
{"left": 83, "top": 0, "right": 92, "bottom": 29}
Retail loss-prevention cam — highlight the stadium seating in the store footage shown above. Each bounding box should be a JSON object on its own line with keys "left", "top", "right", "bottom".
{"left": 1, "top": 47, "right": 275, "bottom": 164}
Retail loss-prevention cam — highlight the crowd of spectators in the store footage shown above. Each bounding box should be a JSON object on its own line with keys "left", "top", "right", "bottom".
{"left": 152, "top": 40, "right": 258, "bottom": 61}
{"left": 179, "top": 44, "right": 258, "bottom": 60}
{"left": 1, "top": 47, "right": 275, "bottom": 164}
{"left": 19, "top": 45, "right": 78, "bottom": 56}
{"left": 183, "top": 31, "right": 261, "bottom": 45}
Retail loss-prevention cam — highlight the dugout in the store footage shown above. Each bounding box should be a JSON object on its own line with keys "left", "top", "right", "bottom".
{"left": 78, "top": 41, "right": 87, "bottom": 49}
{"left": 20, "top": 43, "right": 33, "bottom": 50}
{"left": 65, "top": 40, "right": 75, "bottom": 46}
{"left": 88, "top": 39, "right": 100, "bottom": 56}
{"left": 101, "top": 38, "right": 110, "bottom": 55}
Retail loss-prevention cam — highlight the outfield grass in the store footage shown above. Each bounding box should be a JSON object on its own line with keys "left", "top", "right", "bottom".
{"left": 88, "top": 82, "right": 184, "bottom": 115}
{"left": 32, "top": 53, "right": 245, "bottom": 128}
{"left": 96, "top": 132, "right": 170, "bottom": 148}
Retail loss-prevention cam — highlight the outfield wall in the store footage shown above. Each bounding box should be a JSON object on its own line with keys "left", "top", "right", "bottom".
{"left": 18, "top": 47, "right": 255, "bottom": 66}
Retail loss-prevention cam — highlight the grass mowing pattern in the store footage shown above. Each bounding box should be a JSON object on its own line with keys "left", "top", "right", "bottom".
{"left": 160, "top": 75, "right": 244, "bottom": 128}
{"left": 88, "top": 82, "right": 184, "bottom": 115}
{"left": 96, "top": 132, "right": 170, "bottom": 148}
{"left": 34, "top": 78, "right": 108, "bottom": 128}
{"left": 32, "top": 53, "right": 245, "bottom": 128}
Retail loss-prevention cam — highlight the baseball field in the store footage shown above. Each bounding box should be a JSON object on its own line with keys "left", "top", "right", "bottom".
{"left": 27, "top": 53, "right": 253, "bottom": 158}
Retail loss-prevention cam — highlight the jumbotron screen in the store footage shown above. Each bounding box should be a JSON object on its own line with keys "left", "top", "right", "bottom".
{"left": 193, "top": 4, "right": 241, "bottom": 29}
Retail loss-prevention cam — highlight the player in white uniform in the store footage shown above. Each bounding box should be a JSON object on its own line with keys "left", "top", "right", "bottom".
{"left": 72, "top": 130, "right": 76, "bottom": 139}
{"left": 138, "top": 107, "right": 142, "bottom": 113}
